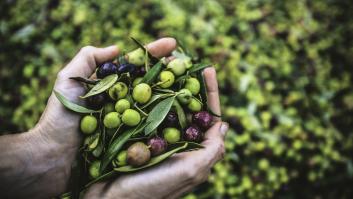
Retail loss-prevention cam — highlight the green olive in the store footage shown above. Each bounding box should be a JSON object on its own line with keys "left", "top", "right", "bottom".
{"left": 167, "top": 58, "right": 186, "bottom": 76}
{"left": 163, "top": 127, "right": 181, "bottom": 144}
{"left": 184, "top": 58, "right": 192, "bottom": 69}
{"left": 122, "top": 109, "right": 141, "bottom": 126}
{"left": 177, "top": 88, "right": 192, "bottom": 104}
{"left": 108, "top": 82, "right": 128, "bottom": 100}
{"left": 185, "top": 77, "right": 200, "bottom": 95}
{"left": 89, "top": 161, "right": 100, "bottom": 179}
{"left": 159, "top": 71, "right": 175, "bottom": 88}
{"left": 132, "top": 77, "right": 143, "bottom": 87}
{"left": 127, "top": 48, "right": 145, "bottom": 66}
{"left": 187, "top": 98, "right": 202, "bottom": 112}
{"left": 115, "top": 99, "right": 130, "bottom": 113}
{"left": 115, "top": 150, "right": 128, "bottom": 166}
{"left": 104, "top": 102, "right": 115, "bottom": 114}
{"left": 80, "top": 115, "right": 97, "bottom": 134}
{"left": 103, "top": 112, "right": 121, "bottom": 129}
{"left": 132, "top": 83, "right": 152, "bottom": 104}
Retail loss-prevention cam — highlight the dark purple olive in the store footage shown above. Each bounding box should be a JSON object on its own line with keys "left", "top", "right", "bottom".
{"left": 162, "top": 111, "right": 179, "bottom": 128}
{"left": 96, "top": 62, "right": 118, "bottom": 78}
{"left": 132, "top": 66, "right": 146, "bottom": 77}
{"left": 192, "top": 111, "right": 213, "bottom": 130}
{"left": 147, "top": 137, "right": 167, "bottom": 156}
{"left": 117, "top": 63, "right": 136, "bottom": 74}
{"left": 86, "top": 93, "right": 107, "bottom": 110}
{"left": 184, "top": 125, "right": 203, "bottom": 142}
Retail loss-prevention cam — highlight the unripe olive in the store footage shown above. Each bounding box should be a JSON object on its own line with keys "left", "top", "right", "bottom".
{"left": 163, "top": 127, "right": 181, "bottom": 144}
{"left": 89, "top": 161, "right": 100, "bottom": 179}
{"left": 177, "top": 88, "right": 192, "bottom": 104}
{"left": 122, "top": 109, "right": 141, "bottom": 126}
{"left": 132, "top": 83, "right": 152, "bottom": 104}
{"left": 187, "top": 98, "right": 202, "bottom": 112}
{"left": 115, "top": 99, "right": 130, "bottom": 113}
{"left": 80, "top": 115, "right": 98, "bottom": 134}
{"left": 103, "top": 112, "right": 121, "bottom": 129}
{"left": 127, "top": 142, "right": 151, "bottom": 167}
{"left": 104, "top": 102, "right": 115, "bottom": 114}
{"left": 108, "top": 82, "right": 128, "bottom": 100}
{"left": 185, "top": 77, "right": 200, "bottom": 95}
{"left": 132, "top": 77, "right": 143, "bottom": 87}
{"left": 115, "top": 150, "right": 127, "bottom": 166}
{"left": 159, "top": 71, "right": 175, "bottom": 88}
{"left": 127, "top": 48, "right": 145, "bottom": 66}
{"left": 167, "top": 58, "right": 186, "bottom": 76}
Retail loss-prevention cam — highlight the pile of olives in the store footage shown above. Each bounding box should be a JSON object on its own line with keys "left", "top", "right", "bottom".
{"left": 57, "top": 40, "right": 214, "bottom": 182}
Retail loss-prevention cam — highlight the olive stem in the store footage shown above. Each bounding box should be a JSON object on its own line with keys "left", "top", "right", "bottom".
{"left": 134, "top": 103, "right": 148, "bottom": 117}
{"left": 108, "top": 124, "right": 124, "bottom": 146}
{"left": 151, "top": 80, "right": 170, "bottom": 88}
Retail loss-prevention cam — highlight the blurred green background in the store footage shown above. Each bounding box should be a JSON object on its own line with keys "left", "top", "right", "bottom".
{"left": 1, "top": 0, "right": 353, "bottom": 198}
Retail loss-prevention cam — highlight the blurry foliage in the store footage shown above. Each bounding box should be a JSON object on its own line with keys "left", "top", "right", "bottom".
{"left": 1, "top": 0, "right": 353, "bottom": 198}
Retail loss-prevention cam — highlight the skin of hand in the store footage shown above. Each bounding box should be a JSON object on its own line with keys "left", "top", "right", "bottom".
{"left": 0, "top": 37, "right": 228, "bottom": 199}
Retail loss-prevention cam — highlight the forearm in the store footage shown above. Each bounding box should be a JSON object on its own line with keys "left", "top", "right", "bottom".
{"left": 0, "top": 127, "right": 74, "bottom": 199}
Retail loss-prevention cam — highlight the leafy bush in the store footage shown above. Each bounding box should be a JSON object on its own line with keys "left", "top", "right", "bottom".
{"left": 1, "top": 0, "right": 352, "bottom": 198}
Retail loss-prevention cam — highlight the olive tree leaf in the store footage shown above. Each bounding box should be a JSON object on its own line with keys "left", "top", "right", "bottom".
{"left": 84, "top": 170, "right": 116, "bottom": 188}
{"left": 130, "top": 37, "right": 159, "bottom": 63}
{"left": 189, "top": 63, "right": 211, "bottom": 74}
{"left": 175, "top": 141, "right": 204, "bottom": 151}
{"left": 144, "top": 96, "right": 176, "bottom": 135}
{"left": 69, "top": 77, "right": 99, "bottom": 85}
{"left": 100, "top": 122, "right": 148, "bottom": 173}
{"left": 141, "top": 94, "right": 164, "bottom": 109}
{"left": 173, "top": 100, "right": 187, "bottom": 129}
{"left": 81, "top": 74, "right": 118, "bottom": 98}
{"left": 92, "top": 110, "right": 106, "bottom": 157}
{"left": 54, "top": 90, "right": 99, "bottom": 113}
{"left": 141, "top": 61, "right": 163, "bottom": 84}
{"left": 114, "top": 143, "right": 188, "bottom": 173}
{"left": 197, "top": 72, "right": 208, "bottom": 106}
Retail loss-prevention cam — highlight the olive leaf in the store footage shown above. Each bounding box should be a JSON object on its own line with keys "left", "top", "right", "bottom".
{"left": 141, "top": 61, "right": 163, "bottom": 84}
{"left": 197, "top": 72, "right": 208, "bottom": 106}
{"left": 100, "top": 122, "right": 149, "bottom": 173}
{"left": 175, "top": 141, "right": 204, "bottom": 151}
{"left": 114, "top": 143, "right": 188, "bottom": 173}
{"left": 69, "top": 149, "right": 85, "bottom": 199}
{"left": 81, "top": 74, "right": 118, "bottom": 98}
{"left": 189, "top": 63, "right": 211, "bottom": 74}
{"left": 173, "top": 100, "right": 187, "bottom": 129}
{"left": 144, "top": 96, "right": 176, "bottom": 135}
{"left": 69, "top": 77, "right": 99, "bottom": 85}
{"left": 92, "top": 110, "right": 106, "bottom": 157}
{"left": 84, "top": 170, "right": 116, "bottom": 188}
{"left": 130, "top": 37, "right": 159, "bottom": 64}
{"left": 54, "top": 90, "right": 99, "bottom": 113}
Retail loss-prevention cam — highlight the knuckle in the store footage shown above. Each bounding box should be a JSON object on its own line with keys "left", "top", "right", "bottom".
{"left": 182, "top": 167, "right": 198, "bottom": 180}
{"left": 79, "top": 45, "right": 95, "bottom": 56}
{"left": 216, "top": 141, "right": 225, "bottom": 160}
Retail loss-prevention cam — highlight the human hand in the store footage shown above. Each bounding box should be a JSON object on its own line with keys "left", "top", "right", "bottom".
{"left": 83, "top": 67, "right": 229, "bottom": 199}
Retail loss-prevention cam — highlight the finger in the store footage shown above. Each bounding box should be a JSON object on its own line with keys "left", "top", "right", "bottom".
{"left": 203, "top": 67, "right": 221, "bottom": 121}
{"left": 146, "top": 37, "right": 177, "bottom": 58}
{"left": 58, "top": 45, "right": 119, "bottom": 78}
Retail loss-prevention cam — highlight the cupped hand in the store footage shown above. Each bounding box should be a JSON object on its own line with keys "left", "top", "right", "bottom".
{"left": 83, "top": 68, "right": 229, "bottom": 198}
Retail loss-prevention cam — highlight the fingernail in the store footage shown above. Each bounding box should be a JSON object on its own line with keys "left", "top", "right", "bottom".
{"left": 220, "top": 122, "right": 229, "bottom": 136}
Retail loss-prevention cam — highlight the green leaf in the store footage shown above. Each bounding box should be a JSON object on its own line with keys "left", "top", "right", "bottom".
{"left": 197, "top": 72, "right": 208, "bottom": 106}
{"left": 141, "top": 61, "right": 163, "bottom": 84}
{"left": 173, "top": 100, "right": 187, "bottom": 129}
{"left": 189, "top": 63, "right": 211, "bottom": 74}
{"left": 85, "top": 170, "right": 116, "bottom": 188}
{"left": 130, "top": 37, "right": 159, "bottom": 63}
{"left": 174, "top": 141, "right": 204, "bottom": 151}
{"left": 144, "top": 96, "right": 175, "bottom": 135}
{"left": 100, "top": 122, "right": 148, "bottom": 173}
{"left": 81, "top": 74, "right": 118, "bottom": 98}
{"left": 54, "top": 90, "right": 99, "bottom": 113}
{"left": 92, "top": 110, "right": 106, "bottom": 157}
{"left": 69, "top": 76, "right": 99, "bottom": 85}
{"left": 114, "top": 143, "right": 188, "bottom": 173}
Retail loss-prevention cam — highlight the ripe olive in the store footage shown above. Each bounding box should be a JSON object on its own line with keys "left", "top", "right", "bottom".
{"left": 132, "top": 66, "right": 146, "bottom": 77}
{"left": 184, "top": 125, "right": 203, "bottom": 142}
{"left": 132, "top": 77, "right": 143, "bottom": 87}
{"left": 177, "top": 88, "right": 192, "bottom": 104}
{"left": 122, "top": 109, "right": 141, "bottom": 126}
{"left": 126, "top": 48, "right": 145, "bottom": 66}
{"left": 115, "top": 99, "right": 131, "bottom": 113}
{"left": 108, "top": 82, "right": 128, "bottom": 100}
{"left": 185, "top": 77, "right": 200, "bottom": 95}
{"left": 147, "top": 137, "right": 167, "bottom": 156}
{"left": 132, "top": 83, "right": 152, "bottom": 104}
{"left": 104, "top": 102, "right": 115, "bottom": 114}
{"left": 167, "top": 58, "right": 186, "bottom": 76}
{"left": 192, "top": 111, "right": 213, "bottom": 130}
{"left": 96, "top": 62, "right": 118, "bottom": 78}
{"left": 103, "top": 112, "right": 121, "bottom": 129}
{"left": 159, "top": 71, "right": 175, "bottom": 88}
{"left": 80, "top": 115, "right": 98, "bottom": 134}
{"left": 161, "top": 111, "right": 179, "bottom": 128}
{"left": 117, "top": 63, "right": 136, "bottom": 74}
{"left": 86, "top": 93, "right": 106, "bottom": 110}
{"left": 187, "top": 98, "right": 202, "bottom": 112}
{"left": 163, "top": 127, "right": 181, "bottom": 144}
{"left": 115, "top": 150, "right": 128, "bottom": 166}
{"left": 127, "top": 142, "right": 151, "bottom": 167}
{"left": 89, "top": 161, "right": 100, "bottom": 179}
